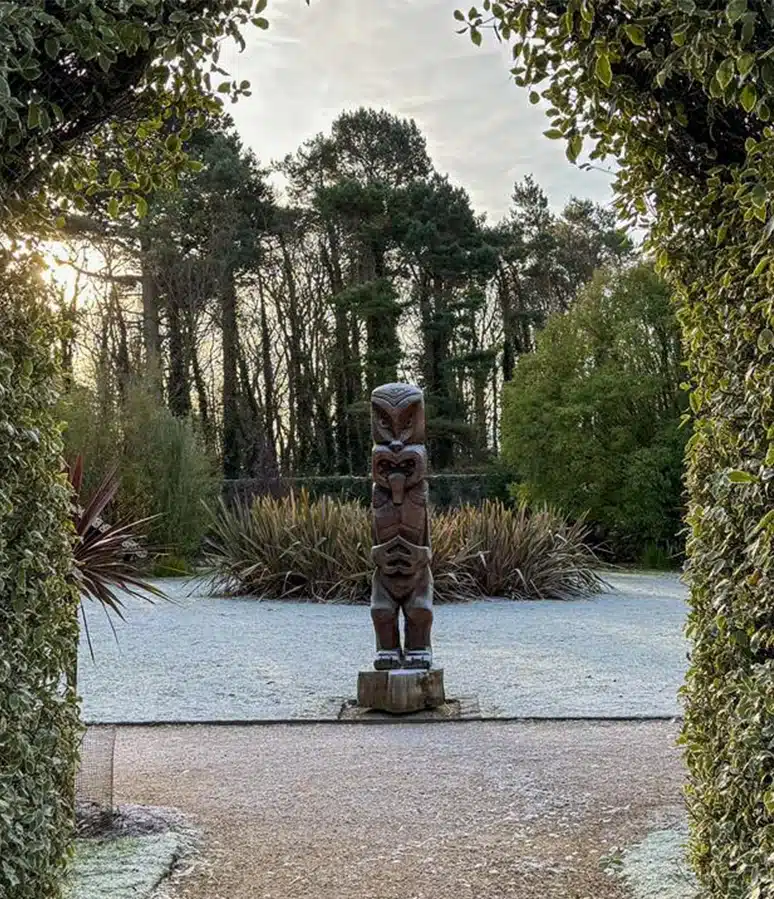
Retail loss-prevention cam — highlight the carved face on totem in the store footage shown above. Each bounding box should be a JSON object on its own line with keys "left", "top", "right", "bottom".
{"left": 372, "top": 445, "right": 427, "bottom": 505}
{"left": 371, "top": 383, "right": 426, "bottom": 451}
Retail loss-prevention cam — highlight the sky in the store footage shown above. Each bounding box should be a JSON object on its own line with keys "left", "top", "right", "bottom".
{"left": 220, "top": 0, "right": 617, "bottom": 223}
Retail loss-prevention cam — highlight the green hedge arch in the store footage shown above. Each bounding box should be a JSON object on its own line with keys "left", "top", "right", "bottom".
{"left": 0, "top": 266, "right": 81, "bottom": 898}
{"left": 457, "top": 1, "right": 774, "bottom": 896}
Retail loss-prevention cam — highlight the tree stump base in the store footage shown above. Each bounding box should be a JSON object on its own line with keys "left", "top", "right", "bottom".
{"left": 356, "top": 667, "right": 445, "bottom": 714}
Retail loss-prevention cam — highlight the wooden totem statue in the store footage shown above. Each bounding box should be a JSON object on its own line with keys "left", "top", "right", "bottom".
{"left": 370, "top": 383, "right": 433, "bottom": 670}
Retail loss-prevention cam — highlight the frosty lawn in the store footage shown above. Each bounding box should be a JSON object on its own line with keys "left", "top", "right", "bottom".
{"left": 67, "top": 832, "right": 183, "bottom": 899}
{"left": 78, "top": 571, "right": 688, "bottom": 722}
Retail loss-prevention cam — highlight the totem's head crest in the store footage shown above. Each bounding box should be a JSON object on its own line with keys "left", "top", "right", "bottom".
{"left": 371, "top": 382, "right": 426, "bottom": 450}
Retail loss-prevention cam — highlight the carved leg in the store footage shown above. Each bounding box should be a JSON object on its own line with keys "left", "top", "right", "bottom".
{"left": 403, "top": 569, "right": 433, "bottom": 669}
{"left": 371, "top": 572, "right": 402, "bottom": 670}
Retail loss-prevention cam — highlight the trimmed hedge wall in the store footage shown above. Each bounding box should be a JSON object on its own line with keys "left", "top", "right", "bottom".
{"left": 457, "top": 3, "right": 774, "bottom": 893}
{"left": 223, "top": 469, "right": 514, "bottom": 510}
{"left": 0, "top": 282, "right": 81, "bottom": 898}
{"left": 680, "top": 269, "right": 774, "bottom": 895}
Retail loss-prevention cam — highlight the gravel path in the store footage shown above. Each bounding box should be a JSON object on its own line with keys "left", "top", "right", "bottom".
{"left": 112, "top": 720, "right": 686, "bottom": 899}
{"left": 78, "top": 571, "right": 688, "bottom": 722}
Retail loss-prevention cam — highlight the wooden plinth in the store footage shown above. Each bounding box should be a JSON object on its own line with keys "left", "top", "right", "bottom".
{"left": 357, "top": 667, "right": 445, "bottom": 714}
{"left": 339, "top": 694, "right": 480, "bottom": 722}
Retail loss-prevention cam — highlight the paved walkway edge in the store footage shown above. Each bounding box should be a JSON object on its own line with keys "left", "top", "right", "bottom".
{"left": 84, "top": 714, "right": 683, "bottom": 727}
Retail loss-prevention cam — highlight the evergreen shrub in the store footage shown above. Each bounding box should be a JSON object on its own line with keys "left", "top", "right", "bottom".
{"left": 0, "top": 273, "right": 81, "bottom": 899}
{"left": 60, "top": 383, "right": 218, "bottom": 561}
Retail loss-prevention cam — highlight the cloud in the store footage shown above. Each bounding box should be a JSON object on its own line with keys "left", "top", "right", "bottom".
{"left": 220, "top": 0, "right": 616, "bottom": 221}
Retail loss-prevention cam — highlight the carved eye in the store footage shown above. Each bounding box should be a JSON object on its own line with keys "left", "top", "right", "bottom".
{"left": 399, "top": 412, "right": 416, "bottom": 436}
{"left": 379, "top": 415, "right": 392, "bottom": 431}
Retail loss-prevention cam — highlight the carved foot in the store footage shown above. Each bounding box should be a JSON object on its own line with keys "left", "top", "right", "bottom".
{"left": 374, "top": 650, "right": 403, "bottom": 671}
{"left": 403, "top": 649, "right": 432, "bottom": 670}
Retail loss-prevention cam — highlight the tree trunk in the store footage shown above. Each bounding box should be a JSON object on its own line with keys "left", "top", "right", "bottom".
{"left": 348, "top": 311, "right": 366, "bottom": 473}
{"left": 363, "top": 244, "right": 400, "bottom": 391}
{"left": 190, "top": 340, "right": 211, "bottom": 445}
{"left": 108, "top": 286, "right": 131, "bottom": 398}
{"left": 167, "top": 296, "right": 191, "bottom": 417}
{"left": 60, "top": 297, "right": 77, "bottom": 390}
{"left": 333, "top": 303, "right": 352, "bottom": 474}
{"left": 257, "top": 274, "right": 278, "bottom": 471}
{"left": 313, "top": 390, "right": 336, "bottom": 473}
{"left": 491, "top": 365, "right": 499, "bottom": 453}
{"left": 427, "top": 277, "right": 456, "bottom": 469}
{"left": 278, "top": 232, "right": 314, "bottom": 473}
{"left": 139, "top": 235, "right": 162, "bottom": 393}
{"left": 498, "top": 267, "right": 519, "bottom": 383}
{"left": 320, "top": 226, "right": 354, "bottom": 474}
{"left": 473, "top": 368, "right": 488, "bottom": 454}
{"left": 221, "top": 273, "right": 241, "bottom": 479}
{"left": 238, "top": 347, "right": 277, "bottom": 480}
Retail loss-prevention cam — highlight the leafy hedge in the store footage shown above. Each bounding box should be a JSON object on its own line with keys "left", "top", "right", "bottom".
{"left": 223, "top": 467, "right": 514, "bottom": 510}
{"left": 0, "top": 271, "right": 81, "bottom": 898}
{"left": 457, "top": 1, "right": 774, "bottom": 895}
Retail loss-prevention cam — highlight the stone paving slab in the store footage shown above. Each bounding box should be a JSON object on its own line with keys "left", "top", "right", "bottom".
{"left": 78, "top": 571, "right": 688, "bottom": 722}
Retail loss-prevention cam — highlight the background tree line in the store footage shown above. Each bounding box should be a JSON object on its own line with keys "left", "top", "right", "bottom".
{"left": 55, "top": 106, "right": 686, "bottom": 564}
{"left": 59, "top": 108, "right": 634, "bottom": 471}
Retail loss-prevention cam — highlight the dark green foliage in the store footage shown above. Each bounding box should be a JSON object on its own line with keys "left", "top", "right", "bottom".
{"left": 283, "top": 108, "right": 437, "bottom": 474}
{"left": 501, "top": 264, "right": 686, "bottom": 560}
{"left": 430, "top": 468, "right": 514, "bottom": 508}
{"left": 0, "top": 0, "right": 269, "bottom": 226}
{"left": 326, "top": 108, "right": 433, "bottom": 186}
{"left": 0, "top": 264, "right": 81, "bottom": 899}
{"left": 335, "top": 277, "right": 402, "bottom": 388}
{"left": 493, "top": 176, "right": 634, "bottom": 378}
{"left": 68, "top": 104, "right": 626, "bottom": 482}
{"left": 60, "top": 383, "right": 218, "bottom": 561}
{"left": 283, "top": 110, "right": 501, "bottom": 473}
{"left": 205, "top": 492, "right": 602, "bottom": 602}
{"left": 458, "top": 1, "right": 774, "bottom": 894}
{"left": 395, "top": 174, "right": 500, "bottom": 466}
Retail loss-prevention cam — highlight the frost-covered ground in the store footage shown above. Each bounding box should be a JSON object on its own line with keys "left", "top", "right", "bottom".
{"left": 78, "top": 571, "right": 688, "bottom": 722}
{"left": 616, "top": 826, "right": 697, "bottom": 899}
{"left": 67, "top": 832, "right": 182, "bottom": 899}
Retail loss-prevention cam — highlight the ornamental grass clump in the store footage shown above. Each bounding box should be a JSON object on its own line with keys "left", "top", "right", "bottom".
{"left": 205, "top": 492, "right": 603, "bottom": 602}
{"left": 459, "top": 501, "right": 602, "bottom": 600}
{"left": 67, "top": 454, "right": 163, "bottom": 657}
{"left": 206, "top": 490, "right": 372, "bottom": 602}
